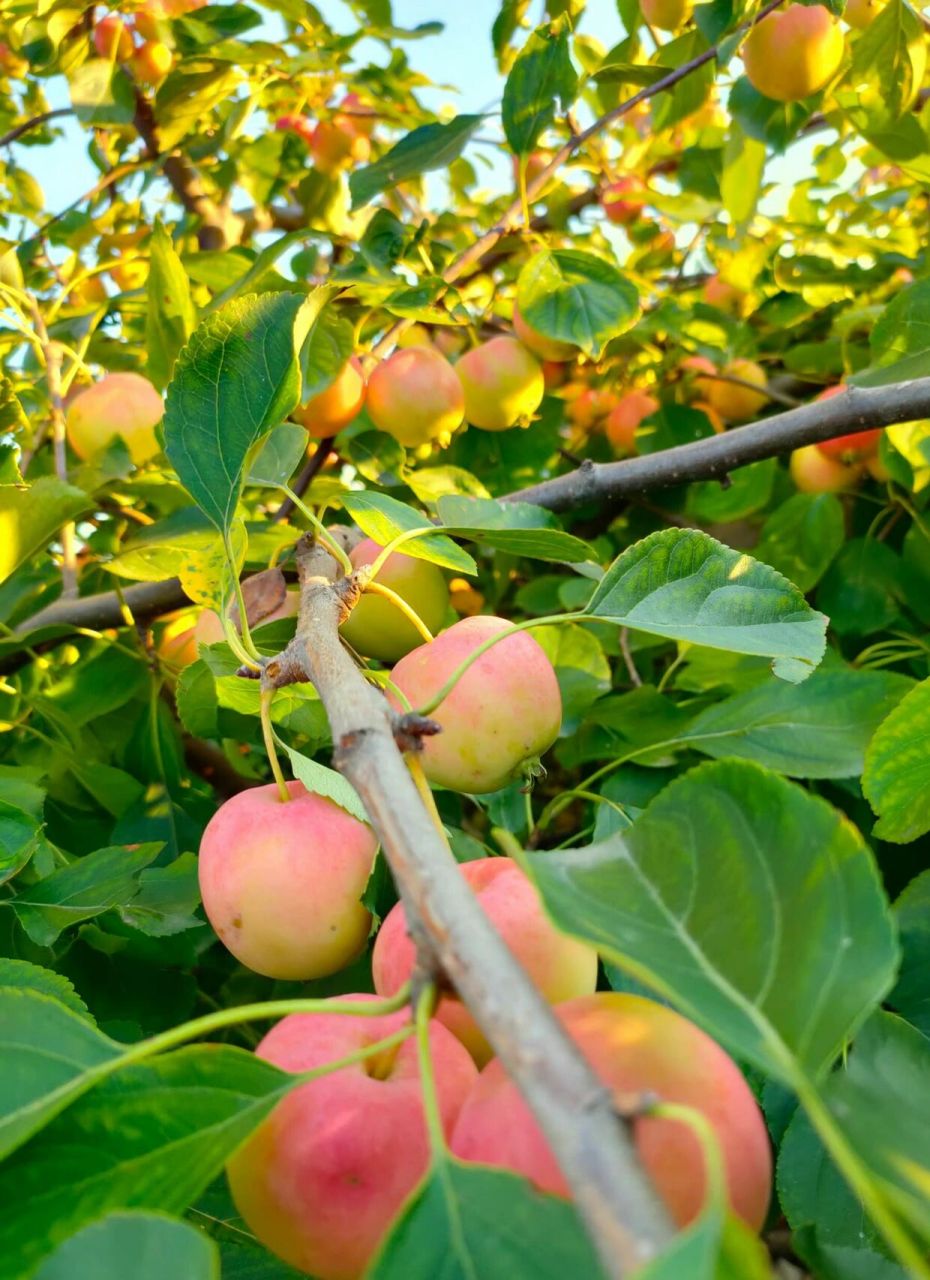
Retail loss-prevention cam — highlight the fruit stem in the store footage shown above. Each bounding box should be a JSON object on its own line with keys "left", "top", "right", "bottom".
{"left": 796, "top": 1074, "right": 930, "bottom": 1279}
{"left": 365, "top": 527, "right": 452, "bottom": 582}
{"left": 295, "top": 1024, "right": 416, "bottom": 1087}
{"left": 278, "top": 486, "right": 354, "bottom": 574}
{"left": 363, "top": 580, "right": 434, "bottom": 645}
{"left": 115, "top": 985, "right": 414, "bottom": 1069}
{"left": 415, "top": 612, "right": 587, "bottom": 717}
{"left": 260, "top": 686, "right": 291, "bottom": 803}
{"left": 414, "top": 982, "right": 448, "bottom": 1156}
{"left": 407, "top": 754, "right": 447, "bottom": 841}
{"left": 648, "top": 1101, "right": 727, "bottom": 1209}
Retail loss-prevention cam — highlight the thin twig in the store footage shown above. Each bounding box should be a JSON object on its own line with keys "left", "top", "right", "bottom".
{"left": 0, "top": 108, "right": 73, "bottom": 148}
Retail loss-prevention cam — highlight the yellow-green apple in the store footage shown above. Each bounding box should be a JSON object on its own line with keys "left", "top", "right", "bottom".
{"left": 641, "top": 0, "right": 692, "bottom": 31}
{"left": 227, "top": 997, "right": 478, "bottom": 1280}
{"left": 703, "top": 358, "right": 768, "bottom": 422}
{"left": 389, "top": 616, "right": 561, "bottom": 794}
{"left": 341, "top": 538, "right": 449, "bottom": 662}
{"left": 198, "top": 781, "right": 377, "bottom": 980}
{"left": 366, "top": 347, "right": 465, "bottom": 447}
{"left": 742, "top": 4, "right": 845, "bottom": 102}
{"left": 130, "top": 39, "right": 172, "bottom": 83}
{"left": 292, "top": 357, "right": 366, "bottom": 439}
{"left": 455, "top": 335, "right": 545, "bottom": 431}
{"left": 451, "top": 992, "right": 772, "bottom": 1230}
{"left": 373, "top": 857, "right": 598, "bottom": 1064}
{"left": 65, "top": 371, "right": 163, "bottom": 464}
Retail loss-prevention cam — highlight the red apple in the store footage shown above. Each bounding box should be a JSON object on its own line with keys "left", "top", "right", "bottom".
{"left": 452, "top": 992, "right": 772, "bottom": 1230}
{"left": 227, "top": 997, "right": 478, "bottom": 1280}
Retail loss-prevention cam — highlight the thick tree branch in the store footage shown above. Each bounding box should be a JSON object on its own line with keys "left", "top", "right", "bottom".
{"left": 509, "top": 377, "right": 930, "bottom": 511}
{"left": 264, "top": 535, "right": 673, "bottom": 1277}
{"left": 14, "top": 376, "right": 930, "bottom": 636}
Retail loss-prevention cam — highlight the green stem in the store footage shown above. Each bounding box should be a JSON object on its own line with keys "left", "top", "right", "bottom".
{"left": 121, "top": 986, "right": 412, "bottom": 1067}
{"left": 797, "top": 1076, "right": 930, "bottom": 1280}
{"left": 407, "top": 754, "right": 446, "bottom": 841}
{"left": 294, "top": 1025, "right": 415, "bottom": 1087}
{"left": 535, "top": 735, "right": 687, "bottom": 833}
{"left": 415, "top": 984, "right": 447, "bottom": 1156}
{"left": 278, "top": 486, "right": 353, "bottom": 574}
{"left": 365, "top": 528, "right": 432, "bottom": 580}
{"left": 221, "top": 610, "right": 260, "bottom": 670}
{"left": 416, "top": 612, "right": 587, "bottom": 717}
{"left": 649, "top": 1102, "right": 727, "bottom": 1207}
{"left": 364, "top": 580, "right": 434, "bottom": 645}
{"left": 228, "top": 536, "right": 259, "bottom": 661}
{"left": 260, "top": 687, "right": 291, "bottom": 802}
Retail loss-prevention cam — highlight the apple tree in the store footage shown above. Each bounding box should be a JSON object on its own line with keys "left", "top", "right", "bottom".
{"left": 1, "top": 0, "right": 929, "bottom": 1276}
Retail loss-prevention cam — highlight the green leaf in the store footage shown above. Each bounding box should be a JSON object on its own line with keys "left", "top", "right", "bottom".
{"left": 824, "top": 1012, "right": 930, "bottom": 1244}
{"left": 793, "top": 1228, "right": 908, "bottom": 1280}
{"left": 280, "top": 743, "right": 369, "bottom": 825}
{"left": 163, "top": 291, "right": 321, "bottom": 532}
{"left": 437, "top": 495, "right": 595, "bottom": 562}
{"left": 587, "top": 529, "right": 828, "bottom": 683}
{"left": 502, "top": 19, "right": 578, "bottom": 156}
{"left": 525, "top": 760, "right": 898, "bottom": 1081}
{"left": 0, "top": 989, "right": 122, "bottom": 1161}
{"left": 681, "top": 670, "right": 912, "bottom": 778}
{"left": 119, "top": 853, "right": 203, "bottom": 938}
{"left": 720, "top": 123, "right": 766, "bottom": 224}
{"left": 153, "top": 65, "right": 241, "bottom": 152}
{"left": 778, "top": 1108, "right": 887, "bottom": 1254}
{"left": 842, "top": 0, "right": 926, "bottom": 123}
{"left": 68, "top": 59, "right": 135, "bottom": 125}
{"left": 516, "top": 249, "right": 640, "bottom": 359}
{"left": 0, "top": 960, "right": 91, "bottom": 1020}
{"left": 753, "top": 493, "right": 845, "bottom": 593}
{"left": 0, "top": 775, "right": 44, "bottom": 886}
{"left": 299, "top": 305, "right": 355, "bottom": 403}
{"left": 0, "top": 478, "right": 91, "bottom": 585}
{"left": 368, "top": 1157, "right": 605, "bottom": 1279}
{"left": 34, "top": 1211, "right": 219, "bottom": 1280}
{"left": 341, "top": 492, "right": 477, "bottom": 574}
{"left": 870, "top": 279, "right": 930, "bottom": 371}
{"left": 145, "top": 220, "right": 197, "bottom": 391}
{"left": 246, "top": 423, "right": 308, "bottom": 488}
{"left": 639, "top": 1206, "right": 770, "bottom": 1279}
{"left": 817, "top": 539, "right": 902, "bottom": 637}
{"left": 687, "top": 459, "right": 776, "bottom": 524}
{"left": 11, "top": 843, "right": 163, "bottom": 947}
{"left": 889, "top": 871, "right": 930, "bottom": 1036}
{"left": 863, "top": 677, "right": 930, "bottom": 843}
{"left": 534, "top": 624, "right": 611, "bottom": 733}
{"left": 0, "top": 1045, "right": 291, "bottom": 1279}
{"left": 349, "top": 115, "right": 484, "bottom": 210}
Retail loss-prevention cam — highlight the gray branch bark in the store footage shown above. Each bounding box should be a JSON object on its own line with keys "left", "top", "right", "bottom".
{"left": 510, "top": 376, "right": 930, "bottom": 511}
{"left": 264, "top": 535, "right": 673, "bottom": 1277}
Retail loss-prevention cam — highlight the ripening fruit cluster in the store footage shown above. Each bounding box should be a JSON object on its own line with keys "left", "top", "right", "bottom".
{"left": 92, "top": 3, "right": 186, "bottom": 85}
{"left": 223, "top": 968, "right": 772, "bottom": 1280}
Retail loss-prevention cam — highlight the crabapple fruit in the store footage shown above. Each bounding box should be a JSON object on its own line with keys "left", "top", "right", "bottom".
{"left": 340, "top": 537, "right": 449, "bottom": 663}
{"left": 227, "top": 997, "right": 477, "bottom": 1280}
{"left": 65, "top": 372, "right": 163, "bottom": 464}
{"left": 366, "top": 347, "right": 465, "bottom": 447}
{"left": 605, "top": 390, "right": 660, "bottom": 455}
{"left": 198, "top": 781, "right": 377, "bottom": 980}
{"left": 292, "top": 357, "right": 366, "bottom": 439}
{"left": 742, "top": 4, "right": 845, "bottom": 103}
{"left": 451, "top": 992, "right": 772, "bottom": 1230}
{"left": 389, "top": 615, "right": 562, "bottom": 794}
{"left": 373, "top": 857, "right": 598, "bottom": 1064}
{"left": 455, "top": 335, "right": 545, "bottom": 432}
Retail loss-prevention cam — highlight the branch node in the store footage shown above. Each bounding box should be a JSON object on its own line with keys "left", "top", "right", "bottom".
{"left": 392, "top": 711, "right": 442, "bottom": 754}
